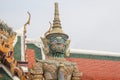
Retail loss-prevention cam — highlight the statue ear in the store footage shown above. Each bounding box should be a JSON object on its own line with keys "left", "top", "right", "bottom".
{"left": 65, "top": 40, "right": 70, "bottom": 57}
{"left": 65, "top": 49, "right": 70, "bottom": 57}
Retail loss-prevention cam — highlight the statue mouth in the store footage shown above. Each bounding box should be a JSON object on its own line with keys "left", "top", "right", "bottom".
{"left": 52, "top": 52, "right": 64, "bottom": 58}
{"left": 50, "top": 43, "right": 66, "bottom": 58}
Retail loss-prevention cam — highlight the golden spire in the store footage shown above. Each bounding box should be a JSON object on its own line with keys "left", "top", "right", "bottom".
{"left": 53, "top": 2, "right": 61, "bottom": 28}
{"left": 45, "top": 2, "right": 68, "bottom": 39}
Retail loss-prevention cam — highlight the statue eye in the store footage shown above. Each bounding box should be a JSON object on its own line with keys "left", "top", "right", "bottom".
{"left": 53, "top": 40, "right": 57, "bottom": 43}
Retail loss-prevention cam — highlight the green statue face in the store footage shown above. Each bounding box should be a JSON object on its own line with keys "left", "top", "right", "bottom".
{"left": 48, "top": 35, "right": 67, "bottom": 58}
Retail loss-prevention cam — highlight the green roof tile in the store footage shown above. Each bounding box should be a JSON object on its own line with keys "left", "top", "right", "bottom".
{"left": 70, "top": 53, "right": 120, "bottom": 61}
{"left": 14, "top": 36, "right": 21, "bottom": 60}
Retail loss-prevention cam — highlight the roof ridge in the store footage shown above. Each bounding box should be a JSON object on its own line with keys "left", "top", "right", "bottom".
{"left": 70, "top": 49, "right": 120, "bottom": 57}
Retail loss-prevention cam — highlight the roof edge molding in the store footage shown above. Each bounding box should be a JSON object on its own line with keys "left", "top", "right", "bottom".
{"left": 70, "top": 49, "right": 120, "bottom": 57}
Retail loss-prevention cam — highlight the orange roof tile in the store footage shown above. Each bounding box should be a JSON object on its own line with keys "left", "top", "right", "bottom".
{"left": 26, "top": 49, "right": 36, "bottom": 69}
{"left": 66, "top": 58, "right": 120, "bottom": 80}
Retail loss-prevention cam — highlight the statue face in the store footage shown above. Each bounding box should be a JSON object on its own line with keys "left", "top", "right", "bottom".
{"left": 48, "top": 36, "right": 66, "bottom": 57}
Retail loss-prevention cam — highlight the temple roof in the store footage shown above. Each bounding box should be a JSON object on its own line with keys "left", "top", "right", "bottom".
{"left": 67, "top": 58, "right": 120, "bottom": 80}
{"left": 14, "top": 36, "right": 43, "bottom": 61}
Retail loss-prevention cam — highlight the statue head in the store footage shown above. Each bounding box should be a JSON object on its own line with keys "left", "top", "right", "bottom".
{"left": 46, "top": 33, "right": 69, "bottom": 57}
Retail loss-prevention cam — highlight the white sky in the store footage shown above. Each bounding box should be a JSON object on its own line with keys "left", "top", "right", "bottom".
{"left": 0, "top": 0, "right": 120, "bottom": 52}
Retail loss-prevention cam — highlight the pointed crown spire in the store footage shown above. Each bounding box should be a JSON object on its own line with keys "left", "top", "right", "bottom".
{"left": 53, "top": 2, "right": 61, "bottom": 28}
{"left": 46, "top": 2, "right": 69, "bottom": 39}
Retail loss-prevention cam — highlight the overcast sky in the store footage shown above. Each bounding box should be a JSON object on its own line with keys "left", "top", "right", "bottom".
{"left": 0, "top": 0, "right": 120, "bottom": 52}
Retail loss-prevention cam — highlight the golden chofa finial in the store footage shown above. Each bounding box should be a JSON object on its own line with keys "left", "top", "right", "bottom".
{"left": 24, "top": 12, "right": 31, "bottom": 33}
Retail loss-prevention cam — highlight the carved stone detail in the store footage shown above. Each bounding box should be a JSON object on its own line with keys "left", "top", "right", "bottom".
{"left": 31, "top": 58, "right": 82, "bottom": 80}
